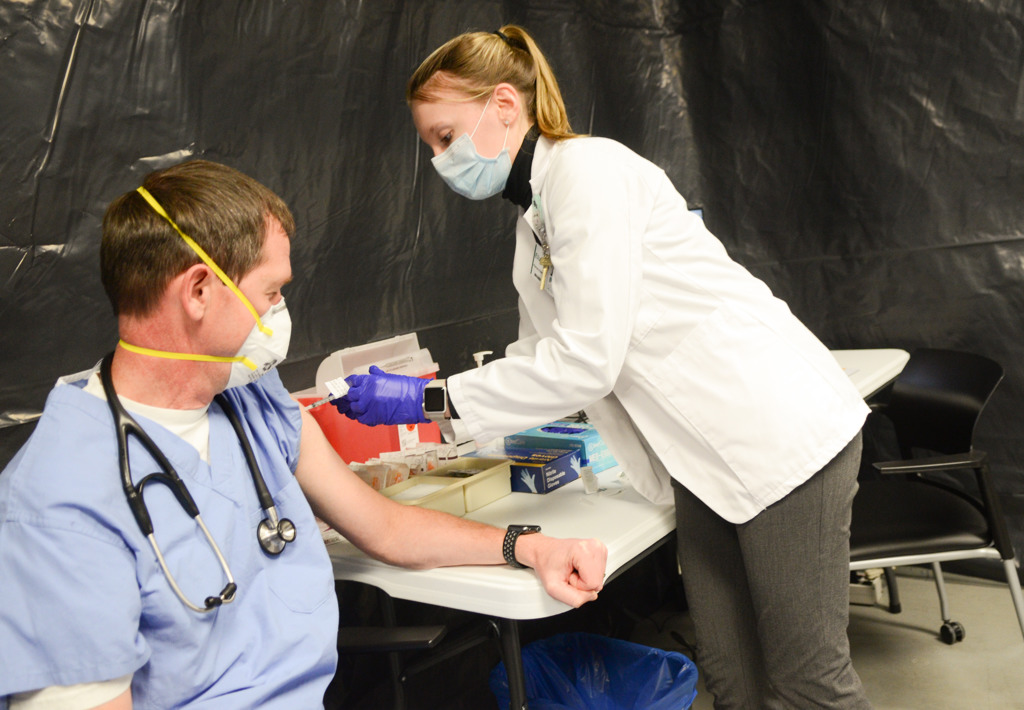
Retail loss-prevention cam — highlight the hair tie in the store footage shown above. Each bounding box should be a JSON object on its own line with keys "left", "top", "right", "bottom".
{"left": 494, "top": 30, "right": 511, "bottom": 45}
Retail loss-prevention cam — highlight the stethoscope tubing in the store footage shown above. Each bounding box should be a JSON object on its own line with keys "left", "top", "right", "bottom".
{"left": 100, "top": 352, "right": 292, "bottom": 612}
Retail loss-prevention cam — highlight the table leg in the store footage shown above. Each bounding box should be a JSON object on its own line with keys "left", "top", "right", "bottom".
{"left": 380, "top": 591, "right": 406, "bottom": 710}
{"left": 497, "top": 617, "right": 528, "bottom": 710}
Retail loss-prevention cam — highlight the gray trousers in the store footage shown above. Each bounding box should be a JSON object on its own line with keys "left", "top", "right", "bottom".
{"left": 673, "top": 432, "right": 872, "bottom": 709}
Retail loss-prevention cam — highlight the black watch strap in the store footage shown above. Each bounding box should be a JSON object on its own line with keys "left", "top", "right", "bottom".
{"left": 503, "top": 524, "right": 541, "bottom": 568}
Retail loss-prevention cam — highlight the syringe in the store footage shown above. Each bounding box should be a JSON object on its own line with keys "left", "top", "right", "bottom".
{"left": 303, "top": 377, "right": 350, "bottom": 411}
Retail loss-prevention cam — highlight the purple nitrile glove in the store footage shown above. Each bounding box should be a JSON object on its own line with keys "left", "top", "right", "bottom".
{"left": 337, "top": 365, "right": 430, "bottom": 427}
{"left": 330, "top": 394, "right": 352, "bottom": 416}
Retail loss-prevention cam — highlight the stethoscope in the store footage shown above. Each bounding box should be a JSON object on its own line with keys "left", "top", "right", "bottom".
{"left": 100, "top": 352, "right": 296, "bottom": 613}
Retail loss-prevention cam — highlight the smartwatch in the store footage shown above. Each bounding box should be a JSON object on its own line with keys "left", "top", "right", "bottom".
{"left": 503, "top": 524, "right": 542, "bottom": 569}
{"left": 422, "top": 379, "right": 450, "bottom": 421}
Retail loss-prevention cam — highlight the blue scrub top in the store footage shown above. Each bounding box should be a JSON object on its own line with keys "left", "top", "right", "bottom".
{"left": 0, "top": 369, "right": 339, "bottom": 708}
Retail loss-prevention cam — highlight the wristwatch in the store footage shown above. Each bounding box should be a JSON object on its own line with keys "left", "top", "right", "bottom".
{"left": 503, "top": 524, "right": 542, "bottom": 568}
{"left": 422, "top": 379, "right": 450, "bottom": 420}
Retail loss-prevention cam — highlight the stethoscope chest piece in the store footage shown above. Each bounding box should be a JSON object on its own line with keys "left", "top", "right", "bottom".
{"left": 258, "top": 509, "right": 296, "bottom": 556}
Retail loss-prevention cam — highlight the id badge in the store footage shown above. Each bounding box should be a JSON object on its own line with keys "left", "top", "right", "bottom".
{"left": 530, "top": 242, "right": 546, "bottom": 282}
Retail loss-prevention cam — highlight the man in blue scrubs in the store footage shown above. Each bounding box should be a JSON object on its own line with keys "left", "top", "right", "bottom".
{"left": 0, "top": 160, "right": 607, "bottom": 710}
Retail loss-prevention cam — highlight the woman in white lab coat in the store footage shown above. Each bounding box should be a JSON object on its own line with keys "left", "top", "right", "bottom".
{"left": 339, "top": 25, "right": 872, "bottom": 709}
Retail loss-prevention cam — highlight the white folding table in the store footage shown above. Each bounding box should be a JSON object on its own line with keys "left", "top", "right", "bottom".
{"left": 327, "top": 348, "right": 910, "bottom": 708}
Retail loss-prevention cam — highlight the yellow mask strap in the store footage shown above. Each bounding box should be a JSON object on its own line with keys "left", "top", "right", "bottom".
{"left": 135, "top": 186, "right": 272, "bottom": 336}
{"left": 118, "top": 339, "right": 258, "bottom": 371}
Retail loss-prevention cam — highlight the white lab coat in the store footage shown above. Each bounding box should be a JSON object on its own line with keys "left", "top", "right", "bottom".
{"left": 448, "top": 136, "right": 868, "bottom": 523}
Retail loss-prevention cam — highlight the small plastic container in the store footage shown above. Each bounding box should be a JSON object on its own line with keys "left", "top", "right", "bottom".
{"left": 380, "top": 457, "right": 512, "bottom": 515}
{"left": 349, "top": 462, "right": 389, "bottom": 490}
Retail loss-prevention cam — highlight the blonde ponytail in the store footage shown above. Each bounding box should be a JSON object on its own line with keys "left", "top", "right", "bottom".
{"left": 407, "top": 25, "right": 579, "bottom": 141}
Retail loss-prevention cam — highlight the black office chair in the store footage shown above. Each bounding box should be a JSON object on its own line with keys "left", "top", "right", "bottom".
{"left": 849, "top": 348, "right": 1024, "bottom": 644}
{"left": 336, "top": 586, "right": 448, "bottom": 710}
{"left": 336, "top": 587, "right": 500, "bottom": 710}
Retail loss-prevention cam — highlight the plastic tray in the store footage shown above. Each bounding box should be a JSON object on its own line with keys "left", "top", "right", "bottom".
{"left": 381, "top": 475, "right": 466, "bottom": 516}
{"left": 433, "top": 457, "right": 512, "bottom": 512}
{"left": 381, "top": 457, "right": 511, "bottom": 515}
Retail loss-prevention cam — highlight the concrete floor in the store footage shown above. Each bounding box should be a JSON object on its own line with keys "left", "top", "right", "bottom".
{"left": 846, "top": 569, "right": 1024, "bottom": 710}
{"left": 633, "top": 568, "right": 1024, "bottom": 710}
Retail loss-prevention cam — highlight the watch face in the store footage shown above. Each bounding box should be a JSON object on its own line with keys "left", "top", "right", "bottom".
{"left": 423, "top": 386, "right": 446, "bottom": 413}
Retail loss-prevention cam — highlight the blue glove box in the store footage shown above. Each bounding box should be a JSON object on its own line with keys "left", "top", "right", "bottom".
{"left": 503, "top": 420, "right": 617, "bottom": 473}
{"left": 474, "top": 445, "right": 581, "bottom": 494}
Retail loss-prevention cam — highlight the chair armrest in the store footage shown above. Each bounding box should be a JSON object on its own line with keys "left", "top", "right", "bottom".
{"left": 873, "top": 450, "right": 986, "bottom": 474}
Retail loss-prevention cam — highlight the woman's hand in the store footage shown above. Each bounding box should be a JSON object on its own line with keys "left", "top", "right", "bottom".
{"left": 332, "top": 365, "right": 430, "bottom": 426}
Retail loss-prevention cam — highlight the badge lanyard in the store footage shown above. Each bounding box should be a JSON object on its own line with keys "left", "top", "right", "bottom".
{"left": 530, "top": 194, "right": 553, "bottom": 290}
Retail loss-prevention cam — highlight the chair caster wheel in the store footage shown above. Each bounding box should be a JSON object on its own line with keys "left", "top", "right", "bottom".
{"left": 940, "top": 620, "right": 965, "bottom": 644}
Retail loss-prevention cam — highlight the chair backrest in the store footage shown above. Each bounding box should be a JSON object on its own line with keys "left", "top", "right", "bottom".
{"left": 885, "top": 348, "right": 1003, "bottom": 456}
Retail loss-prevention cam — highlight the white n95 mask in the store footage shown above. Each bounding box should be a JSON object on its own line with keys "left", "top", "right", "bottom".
{"left": 431, "top": 95, "right": 511, "bottom": 200}
{"left": 118, "top": 295, "right": 292, "bottom": 392}
{"left": 225, "top": 297, "right": 292, "bottom": 389}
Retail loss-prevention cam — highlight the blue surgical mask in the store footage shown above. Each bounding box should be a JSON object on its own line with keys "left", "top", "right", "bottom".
{"left": 431, "top": 95, "right": 511, "bottom": 200}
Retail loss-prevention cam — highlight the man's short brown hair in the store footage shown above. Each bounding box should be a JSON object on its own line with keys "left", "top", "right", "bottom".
{"left": 101, "top": 160, "right": 295, "bottom": 317}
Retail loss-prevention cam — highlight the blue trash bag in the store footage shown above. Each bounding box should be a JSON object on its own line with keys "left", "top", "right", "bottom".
{"left": 490, "top": 632, "right": 698, "bottom": 710}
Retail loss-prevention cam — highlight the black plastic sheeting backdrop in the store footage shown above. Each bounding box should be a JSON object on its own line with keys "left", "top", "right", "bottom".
{"left": 2, "top": 1, "right": 1024, "bottom": 570}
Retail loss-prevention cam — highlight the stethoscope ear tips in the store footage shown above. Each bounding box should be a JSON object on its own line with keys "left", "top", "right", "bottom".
{"left": 204, "top": 582, "right": 237, "bottom": 610}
